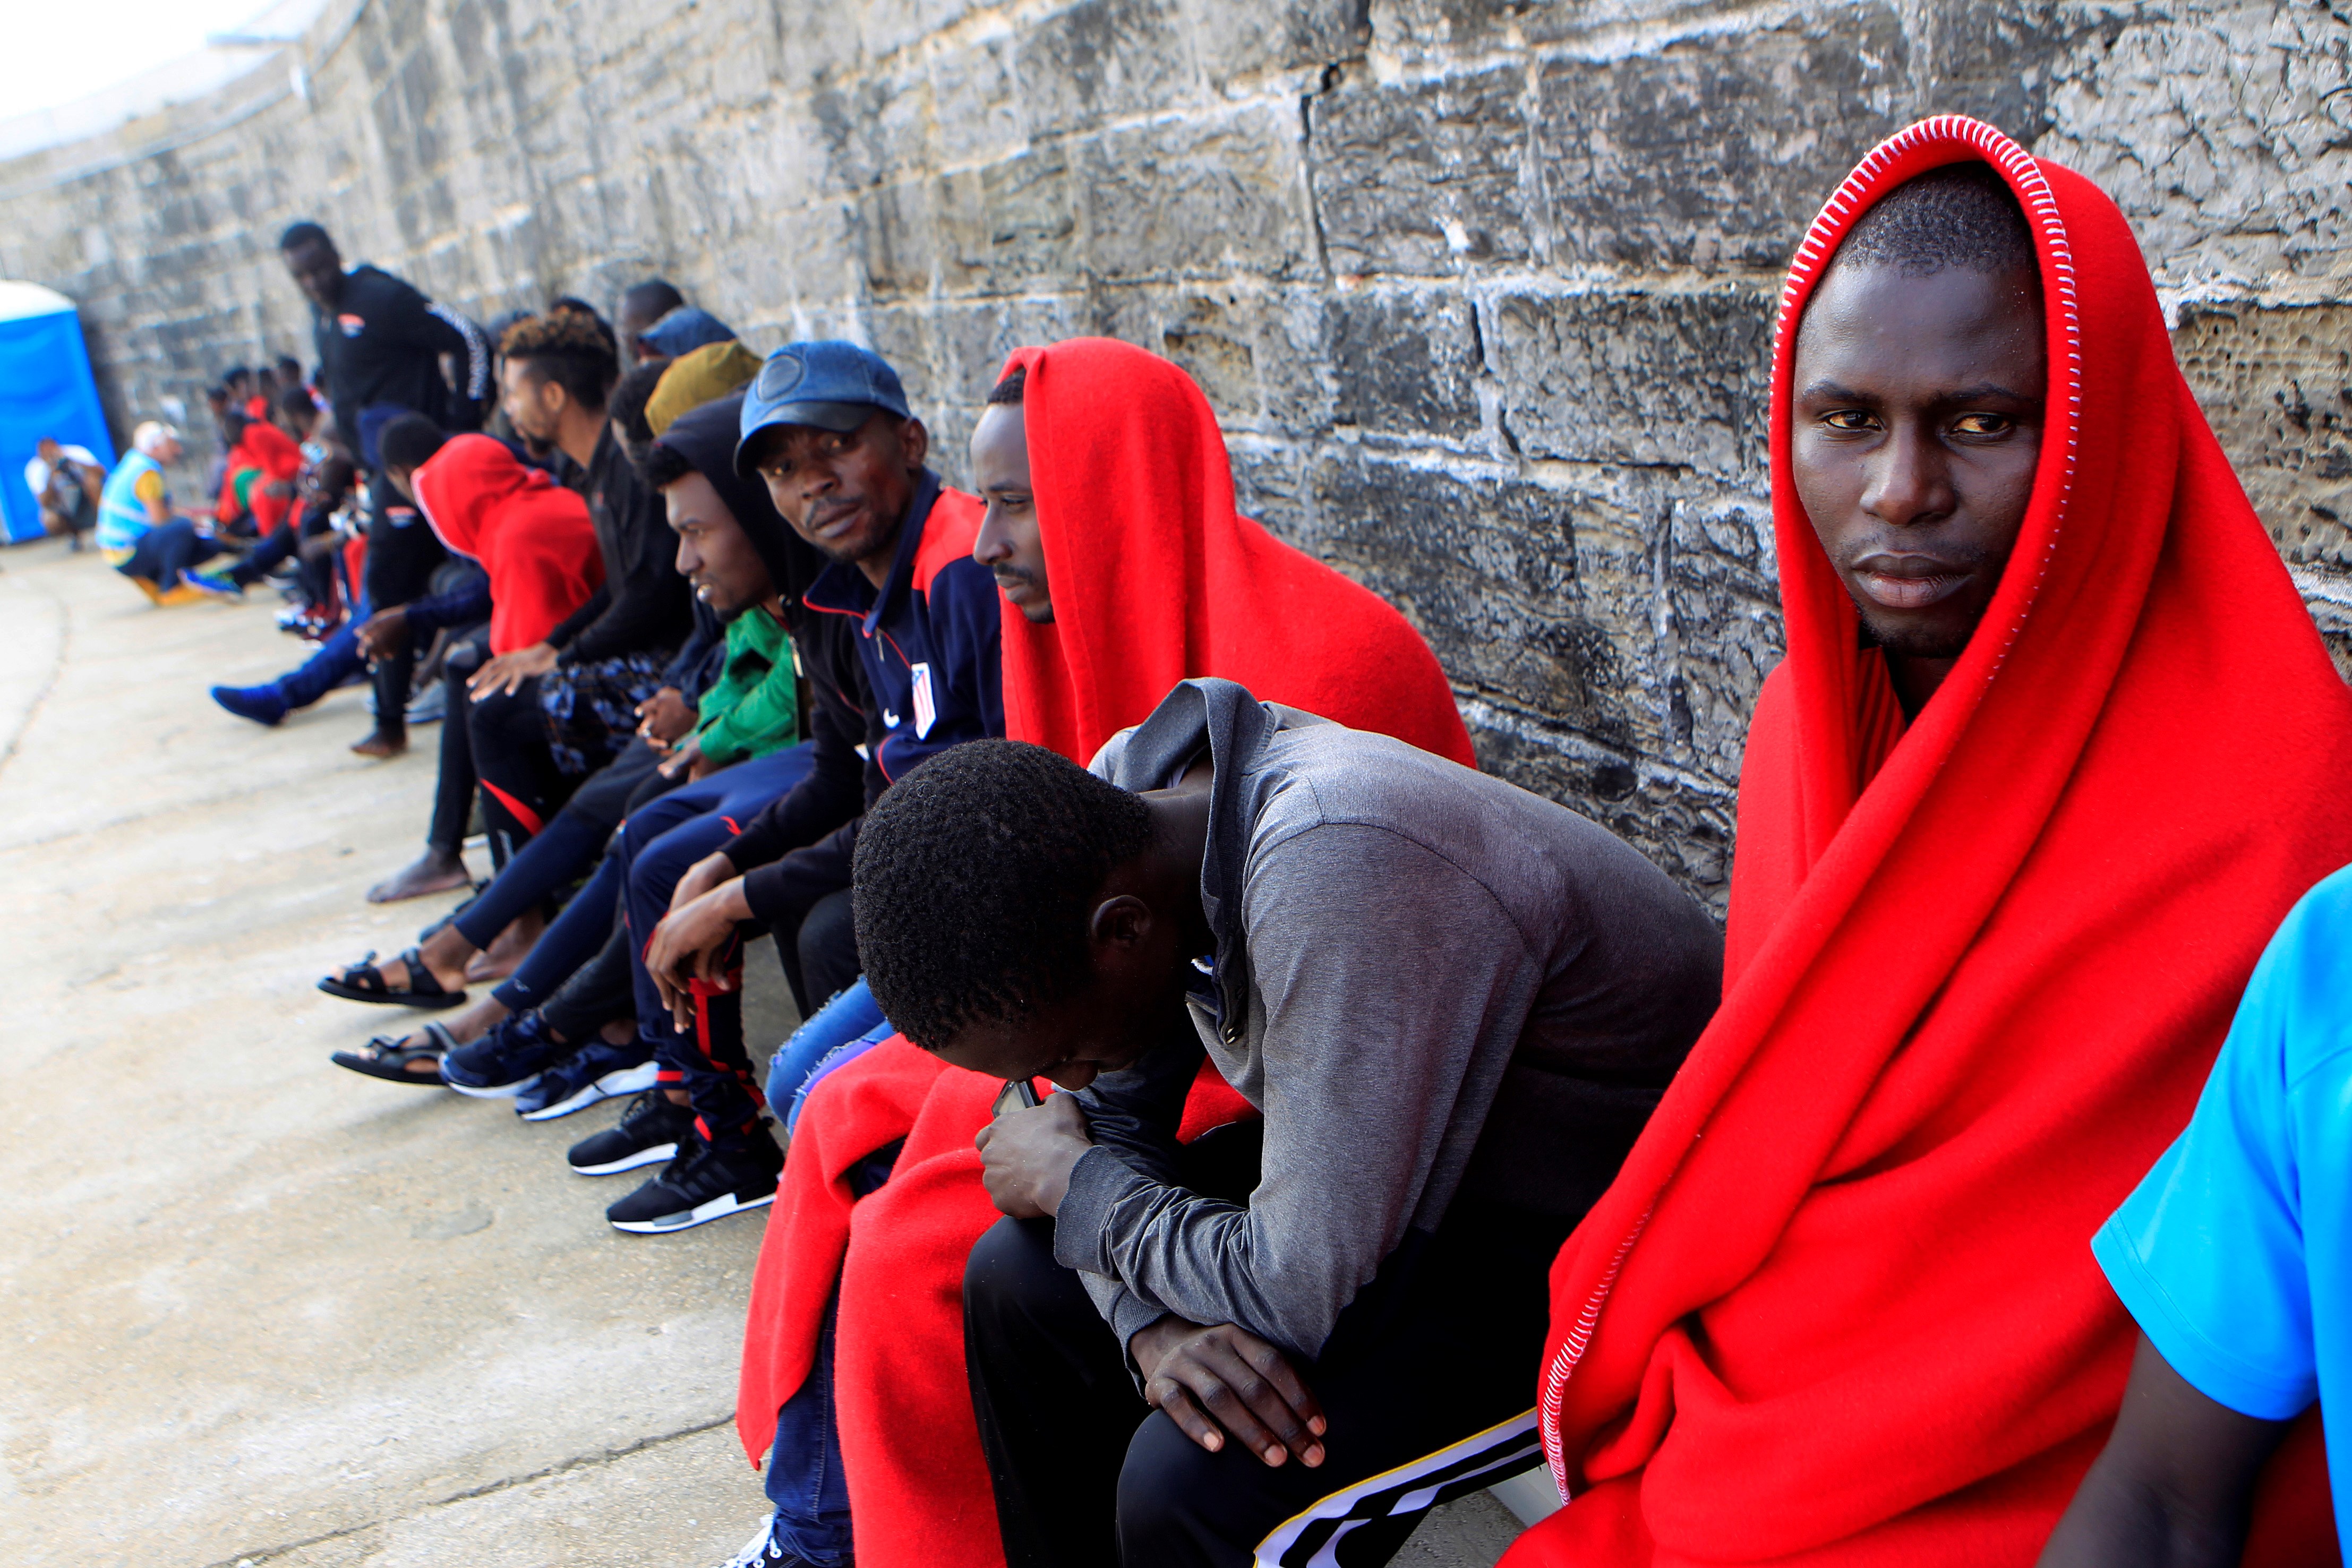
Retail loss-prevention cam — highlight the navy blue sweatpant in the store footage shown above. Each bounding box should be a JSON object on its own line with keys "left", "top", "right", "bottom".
{"left": 618, "top": 746, "right": 816, "bottom": 1144}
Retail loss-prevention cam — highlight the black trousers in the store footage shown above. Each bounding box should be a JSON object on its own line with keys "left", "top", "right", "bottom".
{"left": 426, "top": 636, "right": 491, "bottom": 856}
{"left": 541, "top": 918, "right": 636, "bottom": 1042}
{"left": 759, "top": 823, "right": 862, "bottom": 1017}
{"left": 470, "top": 675, "right": 575, "bottom": 869}
{"left": 787, "top": 887, "right": 861, "bottom": 1021}
{"left": 964, "top": 1185, "right": 1571, "bottom": 1568}
{"left": 362, "top": 469, "right": 448, "bottom": 743}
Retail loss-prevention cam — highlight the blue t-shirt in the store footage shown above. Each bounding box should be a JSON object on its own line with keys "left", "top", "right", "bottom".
{"left": 2092, "top": 860, "right": 2352, "bottom": 1547}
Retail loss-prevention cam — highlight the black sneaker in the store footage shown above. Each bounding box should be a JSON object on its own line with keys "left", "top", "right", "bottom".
{"left": 517, "top": 1039, "right": 658, "bottom": 1121}
{"left": 566, "top": 1091, "right": 697, "bottom": 1176}
{"left": 441, "top": 1009, "right": 567, "bottom": 1099}
{"left": 606, "top": 1131, "right": 784, "bottom": 1235}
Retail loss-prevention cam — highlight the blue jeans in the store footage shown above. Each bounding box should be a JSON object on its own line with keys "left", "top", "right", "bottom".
{"left": 271, "top": 623, "right": 368, "bottom": 710}
{"left": 765, "top": 1300, "right": 854, "bottom": 1565}
{"left": 766, "top": 978, "right": 887, "bottom": 1130}
{"left": 116, "top": 520, "right": 223, "bottom": 586}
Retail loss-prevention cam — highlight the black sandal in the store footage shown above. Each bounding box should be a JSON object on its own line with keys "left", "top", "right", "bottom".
{"left": 330, "top": 1026, "right": 453, "bottom": 1085}
{"left": 318, "top": 947, "right": 468, "bottom": 1010}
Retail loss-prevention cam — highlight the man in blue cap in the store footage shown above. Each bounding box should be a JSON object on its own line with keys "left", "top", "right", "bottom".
{"left": 597, "top": 341, "right": 1005, "bottom": 1236}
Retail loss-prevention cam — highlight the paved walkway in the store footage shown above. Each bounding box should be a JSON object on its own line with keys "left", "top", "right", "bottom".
{"left": 0, "top": 539, "right": 1526, "bottom": 1567}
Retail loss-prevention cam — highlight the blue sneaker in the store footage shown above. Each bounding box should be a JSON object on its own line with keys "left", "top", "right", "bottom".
{"left": 518, "top": 1038, "right": 660, "bottom": 1121}
{"left": 180, "top": 568, "right": 244, "bottom": 601}
{"left": 210, "top": 683, "right": 288, "bottom": 727}
{"left": 440, "top": 1009, "right": 568, "bottom": 1099}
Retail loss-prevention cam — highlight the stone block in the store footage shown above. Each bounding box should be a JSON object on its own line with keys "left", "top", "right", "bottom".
{"left": 1327, "top": 285, "right": 1481, "bottom": 439}
{"left": 2173, "top": 302, "right": 2352, "bottom": 570}
{"left": 1075, "top": 103, "right": 1317, "bottom": 281}
{"left": 1156, "top": 290, "right": 1267, "bottom": 421}
{"left": 934, "top": 144, "right": 1080, "bottom": 293}
{"left": 1186, "top": 0, "right": 1369, "bottom": 86}
{"left": 1015, "top": 0, "right": 1203, "bottom": 140}
{"left": 1486, "top": 284, "right": 1772, "bottom": 478}
{"left": 1307, "top": 449, "right": 1609, "bottom": 733}
{"left": 1534, "top": 6, "right": 1906, "bottom": 270}
{"left": 1311, "top": 62, "right": 1530, "bottom": 276}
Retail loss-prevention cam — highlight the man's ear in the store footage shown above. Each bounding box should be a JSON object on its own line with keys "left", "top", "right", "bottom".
{"left": 898, "top": 417, "right": 929, "bottom": 474}
{"left": 1086, "top": 893, "right": 1154, "bottom": 957}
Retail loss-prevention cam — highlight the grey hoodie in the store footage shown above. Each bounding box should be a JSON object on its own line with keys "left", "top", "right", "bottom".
{"left": 1054, "top": 679, "right": 1722, "bottom": 1362}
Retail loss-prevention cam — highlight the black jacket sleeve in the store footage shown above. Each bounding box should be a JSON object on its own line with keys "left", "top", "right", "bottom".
{"left": 724, "top": 664, "right": 868, "bottom": 911}
{"left": 555, "top": 443, "right": 693, "bottom": 666}
{"left": 545, "top": 584, "right": 611, "bottom": 651}
{"left": 381, "top": 280, "right": 491, "bottom": 415}
{"left": 404, "top": 578, "right": 493, "bottom": 637}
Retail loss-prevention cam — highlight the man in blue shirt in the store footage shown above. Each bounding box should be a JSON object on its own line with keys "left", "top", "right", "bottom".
{"left": 600, "top": 340, "right": 1003, "bottom": 1240}
{"left": 2038, "top": 863, "right": 2352, "bottom": 1565}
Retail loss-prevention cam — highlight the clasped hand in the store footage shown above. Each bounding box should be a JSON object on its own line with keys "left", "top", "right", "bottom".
{"left": 1131, "top": 1316, "right": 1327, "bottom": 1470}
{"left": 974, "top": 1093, "right": 1093, "bottom": 1219}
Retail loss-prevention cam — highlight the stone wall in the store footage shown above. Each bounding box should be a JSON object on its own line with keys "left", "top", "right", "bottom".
{"left": 5, "top": 0, "right": 2351, "bottom": 908}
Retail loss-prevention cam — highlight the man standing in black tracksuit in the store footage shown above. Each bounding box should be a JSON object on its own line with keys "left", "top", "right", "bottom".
{"left": 280, "top": 220, "right": 491, "bottom": 758}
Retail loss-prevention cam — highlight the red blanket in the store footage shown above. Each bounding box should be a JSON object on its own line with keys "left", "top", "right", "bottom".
{"left": 736, "top": 338, "right": 1474, "bottom": 1567}
{"left": 412, "top": 435, "right": 603, "bottom": 654}
{"left": 1501, "top": 117, "right": 2352, "bottom": 1568}
{"left": 218, "top": 420, "right": 303, "bottom": 534}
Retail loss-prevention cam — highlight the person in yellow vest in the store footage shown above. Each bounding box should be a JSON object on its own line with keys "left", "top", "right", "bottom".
{"left": 97, "top": 422, "right": 226, "bottom": 605}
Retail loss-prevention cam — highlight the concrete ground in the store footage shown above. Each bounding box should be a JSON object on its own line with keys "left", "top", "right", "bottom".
{"left": 0, "top": 539, "right": 1527, "bottom": 1567}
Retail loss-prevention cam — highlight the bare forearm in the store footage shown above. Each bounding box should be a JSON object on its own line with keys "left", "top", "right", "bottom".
{"left": 2037, "top": 1466, "right": 2246, "bottom": 1568}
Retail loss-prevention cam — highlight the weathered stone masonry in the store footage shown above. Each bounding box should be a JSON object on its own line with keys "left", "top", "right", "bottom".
{"left": 5, "top": 0, "right": 2351, "bottom": 909}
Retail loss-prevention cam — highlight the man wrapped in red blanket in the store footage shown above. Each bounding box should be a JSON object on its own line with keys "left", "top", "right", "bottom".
{"left": 730, "top": 339, "right": 1477, "bottom": 1568}
{"left": 1501, "top": 117, "right": 2352, "bottom": 1568}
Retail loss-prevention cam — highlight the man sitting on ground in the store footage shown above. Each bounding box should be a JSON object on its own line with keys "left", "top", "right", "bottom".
{"left": 850, "top": 689, "right": 1719, "bottom": 1567}
{"left": 484, "top": 395, "right": 822, "bottom": 1228}
{"left": 26, "top": 436, "right": 102, "bottom": 551}
{"left": 201, "top": 387, "right": 339, "bottom": 598}
{"left": 639, "top": 339, "right": 1003, "bottom": 1068}
{"left": 320, "top": 425, "right": 605, "bottom": 1045}
{"left": 2036, "top": 860, "right": 2351, "bottom": 1565}
{"left": 365, "top": 310, "right": 692, "bottom": 903}
{"left": 96, "top": 422, "right": 223, "bottom": 604}
{"left": 1500, "top": 121, "right": 2352, "bottom": 1568}
{"left": 721, "top": 339, "right": 1485, "bottom": 1568}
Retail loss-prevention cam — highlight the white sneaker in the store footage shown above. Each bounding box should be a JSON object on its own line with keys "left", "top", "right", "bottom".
{"left": 711, "top": 1515, "right": 800, "bottom": 1567}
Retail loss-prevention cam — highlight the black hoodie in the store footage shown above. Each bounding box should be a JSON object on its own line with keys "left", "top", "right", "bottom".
{"left": 652, "top": 396, "right": 880, "bottom": 902}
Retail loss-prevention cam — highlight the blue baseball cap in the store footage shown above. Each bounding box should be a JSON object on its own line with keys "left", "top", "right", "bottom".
{"left": 734, "top": 340, "right": 915, "bottom": 477}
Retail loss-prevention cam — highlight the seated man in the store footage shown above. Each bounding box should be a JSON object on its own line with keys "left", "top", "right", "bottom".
{"left": 431, "top": 394, "right": 816, "bottom": 1121}
{"left": 200, "top": 386, "right": 340, "bottom": 598}
{"left": 1500, "top": 123, "right": 2352, "bottom": 1568}
{"left": 96, "top": 422, "right": 224, "bottom": 604}
{"left": 2036, "top": 861, "right": 2350, "bottom": 1565}
{"left": 26, "top": 436, "right": 102, "bottom": 550}
{"left": 209, "top": 454, "right": 381, "bottom": 727}
{"left": 604, "top": 341, "right": 1006, "bottom": 1225}
{"left": 639, "top": 338, "right": 1003, "bottom": 1075}
{"left": 851, "top": 687, "right": 1720, "bottom": 1566}
{"left": 319, "top": 427, "right": 604, "bottom": 1046}
{"left": 720, "top": 339, "right": 1483, "bottom": 1568}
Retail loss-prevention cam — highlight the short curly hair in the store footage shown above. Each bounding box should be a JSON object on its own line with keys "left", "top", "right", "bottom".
{"left": 500, "top": 311, "right": 618, "bottom": 412}
{"left": 1836, "top": 162, "right": 2035, "bottom": 278}
{"left": 854, "top": 740, "right": 1154, "bottom": 1051}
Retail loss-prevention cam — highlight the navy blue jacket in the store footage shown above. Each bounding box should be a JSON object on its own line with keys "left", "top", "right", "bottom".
{"left": 798, "top": 470, "right": 1002, "bottom": 785}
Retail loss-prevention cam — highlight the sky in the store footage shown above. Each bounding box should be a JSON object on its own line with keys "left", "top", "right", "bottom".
{"left": 6, "top": 0, "right": 302, "bottom": 120}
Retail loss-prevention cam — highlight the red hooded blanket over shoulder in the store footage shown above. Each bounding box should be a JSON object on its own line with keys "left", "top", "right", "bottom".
{"left": 1500, "top": 117, "right": 2352, "bottom": 1568}
{"left": 413, "top": 434, "right": 603, "bottom": 656}
{"left": 735, "top": 339, "right": 1474, "bottom": 1568}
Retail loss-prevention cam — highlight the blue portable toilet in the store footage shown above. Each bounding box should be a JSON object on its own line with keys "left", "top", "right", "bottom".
{"left": 0, "top": 282, "right": 115, "bottom": 545}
